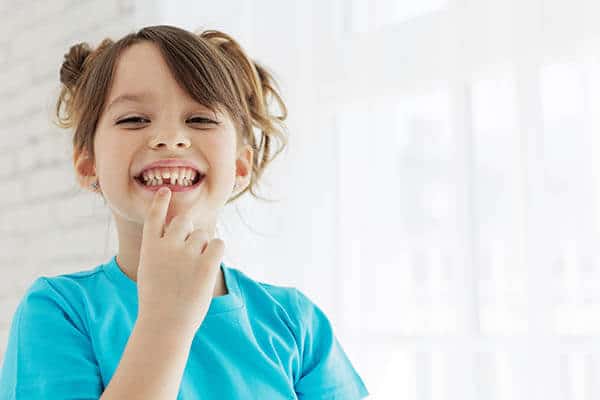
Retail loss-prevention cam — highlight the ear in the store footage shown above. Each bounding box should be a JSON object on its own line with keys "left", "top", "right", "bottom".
{"left": 235, "top": 143, "right": 253, "bottom": 188}
{"left": 73, "top": 148, "right": 97, "bottom": 191}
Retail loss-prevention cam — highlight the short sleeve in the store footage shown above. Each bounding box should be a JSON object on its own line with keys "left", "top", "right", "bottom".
{"left": 0, "top": 278, "right": 103, "bottom": 399}
{"left": 293, "top": 289, "right": 369, "bottom": 400}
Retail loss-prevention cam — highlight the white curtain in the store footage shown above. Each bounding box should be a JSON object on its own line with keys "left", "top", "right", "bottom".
{"left": 332, "top": 0, "right": 600, "bottom": 398}
{"left": 157, "top": 0, "right": 600, "bottom": 398}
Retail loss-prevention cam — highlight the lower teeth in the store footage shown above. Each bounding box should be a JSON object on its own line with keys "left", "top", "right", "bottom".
{"left": 145, "top": 182, "right": 189, "bottom": 187}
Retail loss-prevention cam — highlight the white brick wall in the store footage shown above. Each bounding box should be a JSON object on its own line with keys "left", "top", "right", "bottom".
{"left": 0, "top": 0, "right": 136, "bottom": 363}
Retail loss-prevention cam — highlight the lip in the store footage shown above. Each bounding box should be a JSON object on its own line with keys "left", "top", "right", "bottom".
{"left": 135, "top": 158, "right": 204, "bottom": 177}
{"left": 134, "top": 174, "right": 205, "bottom": 192}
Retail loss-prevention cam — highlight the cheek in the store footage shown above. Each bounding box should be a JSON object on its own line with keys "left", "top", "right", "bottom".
{"left": 204, "top": 135, "right": 236, "bottom": 166}
{"left": 95, "top": 135, "right": 134, "bottom": 178}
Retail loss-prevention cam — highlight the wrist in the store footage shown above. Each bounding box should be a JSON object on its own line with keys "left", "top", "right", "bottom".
{"left": 135, "top": 313, "right": 197, "bottom": 343}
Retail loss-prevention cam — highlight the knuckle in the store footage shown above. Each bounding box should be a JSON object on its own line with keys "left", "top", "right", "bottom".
{"left": 183, "top": 243, "right": 196, "bottom": 255}
{"left": 211, "top": 239, "right": 224, "bottom": 252}
{"left": 192, "top": 228, "right": 207, "bottom": 238}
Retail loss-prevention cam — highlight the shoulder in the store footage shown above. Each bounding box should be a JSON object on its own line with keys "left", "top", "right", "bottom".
{"left": 227, "top": 266, "right": 298, "bottom": 306}
{"left": 15, "top": 262, "right": 107, "bottom": 330}
{"left": 29, "top": 261, "right": 104, "bottom": 296}
{"left": 225, "top": 266, "right": 311, "bottom": 326}
{"left": 15, "top": 276, "right": 84, "bottom": 333}
{"left": 1, "top": 275, "right": 104, "bottom": 398}
{"left": 18, "top": 276, "right": 68, "bottom": 312}
{"left": 225, "top": 265, "right": 323, "bottom": 331}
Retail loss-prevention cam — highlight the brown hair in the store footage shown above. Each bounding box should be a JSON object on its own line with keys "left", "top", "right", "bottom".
{"left": 55, "top": 25, "right": 288, "bottom": 204}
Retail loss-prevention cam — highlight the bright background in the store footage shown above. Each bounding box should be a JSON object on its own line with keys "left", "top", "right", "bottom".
{"left": 2, "top": 0, "right": 600, "bottom": 398}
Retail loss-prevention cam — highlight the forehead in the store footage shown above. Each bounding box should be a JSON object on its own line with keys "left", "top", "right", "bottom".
{"left": 105, "top": 42, "right": 205, "bottom": 111}
{"left": 111, "top": 42, "right": 169, "bottom": 90}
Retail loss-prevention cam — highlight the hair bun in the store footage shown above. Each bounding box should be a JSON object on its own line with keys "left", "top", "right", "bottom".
{"left": 59, "top": 42, "right": 92, "bottom": 88}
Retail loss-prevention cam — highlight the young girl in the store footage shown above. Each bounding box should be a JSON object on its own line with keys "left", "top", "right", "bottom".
{"left": 0, "top": 25, "right": 369, "bottom": 399}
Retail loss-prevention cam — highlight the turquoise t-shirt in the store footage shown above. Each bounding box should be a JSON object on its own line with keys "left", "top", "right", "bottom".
{"left": 0, "top": 255, "right": 369, "bottom": 399}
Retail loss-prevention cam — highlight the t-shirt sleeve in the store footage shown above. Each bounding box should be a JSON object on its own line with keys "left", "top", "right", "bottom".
{"left": 293, "top": 289, "right": 369, "bottom": 399}
{"left": 0, "top": 277, "right": 103, "bottom": 399}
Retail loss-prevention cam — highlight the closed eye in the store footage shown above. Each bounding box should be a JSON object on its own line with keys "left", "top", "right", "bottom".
{"left": 116, "top": 116, "right": 218, "bottom": 125}
{"left": 116, "top": 116, "right": 150, "bottom": 125}
{"left": 188, "top": 117, "right": 218, "bottom": 124}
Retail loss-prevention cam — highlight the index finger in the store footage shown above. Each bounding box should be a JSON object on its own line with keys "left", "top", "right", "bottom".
{"left": 143, "top": 187, "right": 171, "bottom": 239}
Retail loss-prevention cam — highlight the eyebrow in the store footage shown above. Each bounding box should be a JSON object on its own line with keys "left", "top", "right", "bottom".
{"left": 105, "top": 91, "right": 217, "bottom": 115}
{"left": 105, "top": 92, "right": 156, "bottom": 112}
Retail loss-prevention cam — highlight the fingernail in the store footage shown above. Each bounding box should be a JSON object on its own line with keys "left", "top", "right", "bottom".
{"left": 158, "top": 187, "right": 169, "bottom": 196}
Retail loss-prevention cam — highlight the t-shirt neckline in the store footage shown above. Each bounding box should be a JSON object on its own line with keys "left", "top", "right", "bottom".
{"left": 103, "top": 254, "right": 244, "bottom": 315}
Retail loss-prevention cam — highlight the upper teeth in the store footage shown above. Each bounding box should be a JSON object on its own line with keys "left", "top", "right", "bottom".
{"left": 140, "top": 167, "right": 200, "bottom": 186}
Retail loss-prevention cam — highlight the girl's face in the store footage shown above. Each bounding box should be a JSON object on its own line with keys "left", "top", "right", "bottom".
{"left": 85, "top": 41, "right": 252, "bottom": 228}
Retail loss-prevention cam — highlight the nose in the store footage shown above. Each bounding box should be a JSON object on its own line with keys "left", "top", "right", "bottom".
{"left": 147, "top": 130, "right": 191, "bottom": 150}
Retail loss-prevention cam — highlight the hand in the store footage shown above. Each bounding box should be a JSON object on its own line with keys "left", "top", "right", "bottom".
{"left": 136, "top": 187, "right": 225, "bottom": 336}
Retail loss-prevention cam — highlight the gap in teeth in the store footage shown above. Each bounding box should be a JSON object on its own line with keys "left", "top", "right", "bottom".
{"left": 143, "top": 177, "right": 193, "bottom": 186}
{"left": 141, "top": 168, "right": 199, "bottom": 187}
{"left": 142, "top": 176, "right": 196, "bottom": 187}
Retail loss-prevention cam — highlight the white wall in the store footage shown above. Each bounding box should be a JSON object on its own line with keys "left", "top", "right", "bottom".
{"left": 0, "top": 0, "right": 137, "bottom": 363}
